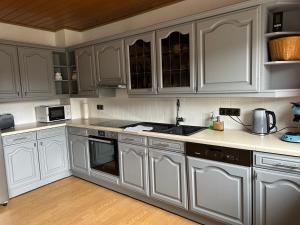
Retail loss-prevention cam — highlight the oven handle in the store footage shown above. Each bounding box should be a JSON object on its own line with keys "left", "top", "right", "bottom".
{"left": 88, "top": 138, "right": 113, "bottom": 144}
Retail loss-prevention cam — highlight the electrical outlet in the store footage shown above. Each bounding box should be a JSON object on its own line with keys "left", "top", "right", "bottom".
{"left": 219, "top": 108, "right": 240, "bottom": 116}
{"left": 97, "top": 104, "right": 104, "bottom": 110}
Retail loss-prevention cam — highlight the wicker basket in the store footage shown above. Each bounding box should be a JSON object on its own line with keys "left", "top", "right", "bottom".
{"left": 269, "top": 36, "right": 300, "bottom": 61}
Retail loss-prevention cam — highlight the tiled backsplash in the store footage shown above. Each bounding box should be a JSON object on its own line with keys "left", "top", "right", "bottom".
{"left": 70, "top": 90, "right": 300, "bottom": 130}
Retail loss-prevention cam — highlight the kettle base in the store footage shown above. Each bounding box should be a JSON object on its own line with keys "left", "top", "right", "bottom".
{"left": 281, "top": 132, "right": 300, "bottom": 143}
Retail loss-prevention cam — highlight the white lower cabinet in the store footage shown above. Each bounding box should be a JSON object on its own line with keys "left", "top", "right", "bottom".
{"left": 4, "top": 141, "right": 40, "bottom": 193}
{"left": 69, "top": 134, "right": 90, "bottom": 175}
{"left": 119, "top": 143, "right": 149, "bottom": 195}
{"left": 254, "top": 168, "right": 300, "bottom": 225}
{"left": 3, "top": 128, "right": 70, "bottom": 198}
{"left": 149, "top": 148, "right": 187, "bottom": 209}
{"left": 38, "top": 136, "right": 68, "bottom": 179}
{"left": 188, "top": 157, "right": 252, "bottom": 225}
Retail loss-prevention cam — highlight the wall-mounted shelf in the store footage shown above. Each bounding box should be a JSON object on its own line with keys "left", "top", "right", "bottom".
{"left": 264, "top": 61, "right": 300, "bottom": 66}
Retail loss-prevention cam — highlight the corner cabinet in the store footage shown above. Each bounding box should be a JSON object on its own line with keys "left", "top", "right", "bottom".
{"left": 125, "top": 32, "right": 157, "bottom": 94}
{"left": 95, "top": 39, "right": 126, "bottom": 86}
{"left": 149, "top": 148, "right": 188, "bottom": 209}
{"left": 156, "top": 23, "right": 196, "bottom": 93}
{"left": 119, "top": 143, "right": 149, "bottom": 195}
{"left": 254, "top": 168, "right": 300, "bottom": 225}
{"left": 69, "top": 134, "right": 90, "bottom": 175}
{"left": 18, "top": 47, "right": 54, "bottom": 98}
{"left": 0, "top": 44, "right": 22, "bottom": 101}
{"left": 197, "top": 8, "right": 259, "bottom": 93}
{"left": 188, "top": 157, "right": 252, "bottom": 225}
{"left": 75, "top": 46, "right": 97, "bottom": 96}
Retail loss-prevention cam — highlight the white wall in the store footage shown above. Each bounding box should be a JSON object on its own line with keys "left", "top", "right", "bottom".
{"left": 70, "top": 92, "right": 300, "bottom": 130}
{"left": 0, "top": 100, "right": 60, "bottom": 125}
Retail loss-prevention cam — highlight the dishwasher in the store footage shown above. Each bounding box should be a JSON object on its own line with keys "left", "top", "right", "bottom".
{"left": 186, "top": 142, "right": 252, "bottom": 225}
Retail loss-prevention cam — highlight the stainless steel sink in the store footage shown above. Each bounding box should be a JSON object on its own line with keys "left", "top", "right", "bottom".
{"left": 122, "top": 122, "right": 207, "bottom": 136}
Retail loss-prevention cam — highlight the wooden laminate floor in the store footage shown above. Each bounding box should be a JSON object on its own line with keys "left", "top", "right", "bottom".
{"left": 0, "top": 177, "right": 199, "bottom": 225}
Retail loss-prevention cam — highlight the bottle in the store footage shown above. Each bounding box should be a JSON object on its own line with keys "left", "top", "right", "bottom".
{"left": 213, "top": 116, "right": 224, "bottom": 131}
{"left": 208, "top": 112, "right": 216, "bottom": 129}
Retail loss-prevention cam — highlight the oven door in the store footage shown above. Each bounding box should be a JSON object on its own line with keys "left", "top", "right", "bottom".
{"left": 48, "top": 106, "right": 65, "bottom": 121}
{"left": 88, "top": 136, "right": 119, "bottom": 176}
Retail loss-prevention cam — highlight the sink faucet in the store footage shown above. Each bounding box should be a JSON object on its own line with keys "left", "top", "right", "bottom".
{"left": 176, "top": 99, "right": 184, "bottom": 126}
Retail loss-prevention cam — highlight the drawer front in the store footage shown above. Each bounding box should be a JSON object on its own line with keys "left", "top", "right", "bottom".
{"left": 254, "top": 152, "right": 300, "bottom": 174}
{"left": 37, "top": 127, "right": 66, "bottom": 139}
{"left": 68, "top": 126, "right": 88, "bottom": 136}
{"left": 148, "top": 138, "right": 184, "bottom": 153}
{"left": 118, "top": 134, "right": 147, "bottom": 146}
{"left": 2, "top": 132, "right": 36, "bottom": 146}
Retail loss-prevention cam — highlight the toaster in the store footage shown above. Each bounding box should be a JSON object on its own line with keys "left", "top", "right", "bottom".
{"left": 0, "top": 114, "right": 15, "bottom": 130}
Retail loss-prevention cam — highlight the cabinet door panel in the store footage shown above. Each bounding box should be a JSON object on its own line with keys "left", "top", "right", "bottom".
{"left": 4, "top": 142, "right": 40, "bottom": 189}
{"left": 75, "top": 46, "right": 97, "bottom": 96}
{"left": 255, "top": 168, "right": 300, "bottom": 225}
{"left": 197, "top": 8, "right": 259, "bottom": 93}
{"left": 69, "top": 135, "right": 89, "bottom": 175}
{"left": 149, "top": 148, "right": 187, "bottom": 209}
{"left": 125, "top": 32, "right": 157, "bottom": 94}
{"left": 18, "top": 47, "right": 54, "bottom": 98}
{"left": 0, "top": 44, "right": 21, "bottom": 100}
{"left": 157, "top": 23, "right": 196, "bottom": 93}
{"left": 95, "top": 40, "right": 125, "bottom": 86}
{"left": 188, "top": 157, "right": 251, "bottom": 225}
{"left": 38, "top": 136, "right": 68, "bottom": 179}
{"left": 119, "top": 143, "right": 149, "bottom": 195}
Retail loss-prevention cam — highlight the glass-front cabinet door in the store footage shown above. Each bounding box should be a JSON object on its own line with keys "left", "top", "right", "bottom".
{"left": 157, "top": 23, "right": 196, "bottom": 93}
{"left": 125, "top": 32, "right": 156, "bottom": 94}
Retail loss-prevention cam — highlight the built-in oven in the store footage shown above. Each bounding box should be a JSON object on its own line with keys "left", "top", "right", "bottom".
{"left": 88, "top": 130, "right": 119, "bottom": 176}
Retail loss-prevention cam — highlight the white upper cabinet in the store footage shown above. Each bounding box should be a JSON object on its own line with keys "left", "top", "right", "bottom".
{"left": 125, "top": 32, "right": 157, "bottom": 94}
{"left": 197, "top": 7, "right": 259, "bottom": 93}
{"left": 156, "top": 23, "right": 196, "bottom": 93}
{"left": 95, "top": 39, "right": 126, "bottom": 86}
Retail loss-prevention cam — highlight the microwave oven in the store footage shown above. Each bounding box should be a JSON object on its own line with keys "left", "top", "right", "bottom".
{"left": 35, "top": 105, "right": 71, "bottom": 123}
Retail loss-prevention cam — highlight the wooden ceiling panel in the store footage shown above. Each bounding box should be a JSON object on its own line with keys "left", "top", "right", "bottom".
{"left": 0, "top": 0, "right": 184, "bottom": 31}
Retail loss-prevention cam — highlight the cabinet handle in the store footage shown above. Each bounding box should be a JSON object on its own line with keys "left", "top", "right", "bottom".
{"left": 17, "top": 92, "right": 20, "bottom": 96}
{"left": 24, "top": 92, "right": 27, "bottom": 96}
{"left": 34, "top": 143, "right": 37, "bottom": 147}
{"left": 123, "top": 138, "right": 135, "bottom": 142}
{"left": 40, "top": 142, "right": 43, "bottom": 146}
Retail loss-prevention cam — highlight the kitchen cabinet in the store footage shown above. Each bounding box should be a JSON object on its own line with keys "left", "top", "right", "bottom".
{"left": 125, "top": 32, "right": 157, "bottom": 94}
{"left": 119, "top": 143, "right": 149, "bottom": 195}
{"left": 4, "top": 141, "right": 40, "bottom": 191}
{"left": 95, "top": 39, "right": 126, "bottom": 86}
{"left": 156, "top": 23, "right": 196, "bottom": 93}
{"left": 254, "top": 168, "right": 300, "bottom": 225}
{"left": 188, "top": 157, "right": 252, "bottom": 225}
{"left": 18, "top": 47, "right": 54, "bottom": 98}
{"left": 149, "top": 148, "right": 187, "bottom": 209}
{"left": 197, "top": 8, "right": 259, "bottom": 93}
{"left": 69, "top": 134, "right": 90, "bottom": 175}
{"left": 0, "top": 44, "right": 22, "bottom": 100}
{"left": 38, "top": 136, "right": 68, "bottom": 179}
{"left": 75, "top": 46, "right": 97, "bottom": 96}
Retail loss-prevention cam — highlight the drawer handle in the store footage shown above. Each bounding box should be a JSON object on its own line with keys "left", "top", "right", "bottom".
{"left": 274, "top": 163, "right": 299, "bottom": 170}
{"left": 13, "top": 137, "right": 27, "bottom": 141}
{"left": 123, "top": 138, "right": 136, "bottom": 142}
{"left": 154, "top": 143, "right": 169, "bottom": 148}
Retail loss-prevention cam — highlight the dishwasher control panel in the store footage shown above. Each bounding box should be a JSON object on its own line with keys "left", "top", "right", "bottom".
{"left": 186, "top": 142, "right": 252, "bottom": 167}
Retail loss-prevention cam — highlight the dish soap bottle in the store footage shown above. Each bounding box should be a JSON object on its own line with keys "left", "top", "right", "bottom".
{"left": 213, "top": 116, "right": 224, "bottom": 131}
{"left": 208, "top": 112, "right": 216, "bottom": 129}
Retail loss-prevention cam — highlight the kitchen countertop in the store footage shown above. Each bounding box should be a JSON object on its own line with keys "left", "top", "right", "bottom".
{"left": 1, "top": 118, "right": 299, "bottom": 157}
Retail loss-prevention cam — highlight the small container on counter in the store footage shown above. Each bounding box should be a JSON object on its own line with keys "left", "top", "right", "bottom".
{"left": 213, "top": 116, "right": 224, "bottom": 131}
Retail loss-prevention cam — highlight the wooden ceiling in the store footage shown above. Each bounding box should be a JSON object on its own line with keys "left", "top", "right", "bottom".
{"left": 0, "top": 0, "right": 183, "bottom": 31}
